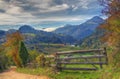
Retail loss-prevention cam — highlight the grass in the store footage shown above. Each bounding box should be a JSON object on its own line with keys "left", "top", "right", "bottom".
{"left": 51, "top": 70, "right": 101, "bottom": 79}
{"left": 17, "top": 67, "right": 54, "bottom": 77}
{"left": 16, "top": 45, "right": 120, "bottom": 79}
{"left": 17, "top": 67, "right": 102, "bottom": 79}
{"left": 16, "top": 65, "right": 120, "bottom": 79}
{"left": 34, "top": 43, "right": 82, "bottom": 53}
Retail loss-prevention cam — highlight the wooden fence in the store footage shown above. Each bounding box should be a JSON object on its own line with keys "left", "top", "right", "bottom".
{"left": 54, "top": 47, "right": 108, "bottom": 71}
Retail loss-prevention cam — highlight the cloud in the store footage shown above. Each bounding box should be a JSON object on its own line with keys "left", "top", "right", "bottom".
{"left": 0, "top": 9, "right": 5, "bottom": 13}
{"left": 6, "top": 5, "right": 22, "bottom": 15}
{"left": 42, "top": 27, "right": 58, "bottom": 32}
{"left": 36, "top": 4, "right": 69, "bottom": 13}
{"left": 0, "top": 0, "right": 103, "bottom": 26}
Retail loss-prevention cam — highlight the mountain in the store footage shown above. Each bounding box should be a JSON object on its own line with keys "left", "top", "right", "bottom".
{"left": 0, "top": 30, "right": 6, "bottom": 44}
{"left": 79, "top": 28, "right": 105, "bottom": 48}
{"left": 0, "top": 30, "right": 6, "bottom": 36}
{"left": 18, "top": 25, "right": 76, "bottom": 44}
{"left": 7, "top": 29, "right": 17, "bottom": 34}
{"left": 0, "top": 16, "right": 104, "bottom": 45}
{"left": 0, "top": 25, "right": 76, "bottom": 45}
{"left": 54, "top": 16, "right": 104, "bottom": 40}
{"left": 19, "top": 25, "right": 36, "bottom": 33}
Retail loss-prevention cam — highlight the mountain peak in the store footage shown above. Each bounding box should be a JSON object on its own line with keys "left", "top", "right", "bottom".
{"left": 19, "top": 25, "right": 35, "bottom": 33}
{"left": 88, "top": 16, "right": 104, "bottom": 23}
{"left": 92, "top": 16, "right": 102, "bottom": 19}
{"left": 54, "top": 16, "right": 105, "bottom": 40}
{"left": 19, "top": 25, "right": 34, "bottom": 30}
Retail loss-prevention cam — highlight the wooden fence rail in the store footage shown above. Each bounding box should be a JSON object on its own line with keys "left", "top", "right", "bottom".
{"left": 54, "top": 47, "right": 108, "bottom": 71}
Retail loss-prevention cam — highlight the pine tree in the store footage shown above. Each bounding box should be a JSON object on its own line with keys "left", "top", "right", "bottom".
{"left": 19, "top": 41, "right": 29, "bottom": 66}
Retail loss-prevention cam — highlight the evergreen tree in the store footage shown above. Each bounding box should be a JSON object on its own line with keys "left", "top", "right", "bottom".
{"left": 19, "top": 41, "right": 29, "bottom": 66}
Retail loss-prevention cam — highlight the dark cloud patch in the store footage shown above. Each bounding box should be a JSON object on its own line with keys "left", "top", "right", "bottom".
{"left": 53, "top": 0, "right": 63, "bottom": 5}
{"left": 3, "top": 0, "right": 11, "bottom": 2}
{"left": 21, "top": 4, "right": 40, "bottom": 12}
{"left": 0, "top": 9, "right": 5, "bottom": 13}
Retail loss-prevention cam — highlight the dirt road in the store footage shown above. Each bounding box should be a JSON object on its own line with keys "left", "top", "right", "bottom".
{"left": 0, "top": 70, "right": 49, "bottom": 79}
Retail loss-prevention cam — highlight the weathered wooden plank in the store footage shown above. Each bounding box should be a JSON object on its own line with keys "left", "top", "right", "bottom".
{"left": 56, "top": 49, "right": 103, "bottom": 55}
{"left": 45, "top": 55, "right": 55, "bottom": 58}
{"left": 98, "top": 51, "right": 103, "bottom": 68}
{"left": 57, "top": 55, "right": 106, "bottom": 60}
{"left": 58, "top": 67, "right": 97, "bottom": 70}
{"left": 54, "top": 48, "right": 108, "bottom": 71}
{"left": 58, "top": 62, "right": 107, "bottom": 65}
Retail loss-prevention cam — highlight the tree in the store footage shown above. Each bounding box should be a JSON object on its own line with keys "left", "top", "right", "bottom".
{"left": 100, "top": 0, "right": 120, "bottom": 45}
{"left": 100, "top": 0, "right": 120, "bottom": 65}
{"left": 19, "top": 41, "right": 29, "bottom": 67}
{"left": 4, "top": 31, "right": 23, "bottom": 67}
{"left": 0, "top": 46, "right": 8, "bottom": 71}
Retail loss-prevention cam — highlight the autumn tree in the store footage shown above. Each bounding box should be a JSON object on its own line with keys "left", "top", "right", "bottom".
{"left": 100, "top": 0, "right": 120, "bottom": 65}
{"left": 4, "top": 31, "right": 23, "bottom": 67}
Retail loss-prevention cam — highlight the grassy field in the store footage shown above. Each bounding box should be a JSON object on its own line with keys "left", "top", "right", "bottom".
{"left": 17, "top": 67, "right": 102, "bottom": 79}
{"left": 16, "top": 65, "right": 120, "bottom": 79}
{"left": 28, "top": 43, "right": 83, "bottom": 54}
{"left": 16, "top": 44, "right": 120, "bottom": 79}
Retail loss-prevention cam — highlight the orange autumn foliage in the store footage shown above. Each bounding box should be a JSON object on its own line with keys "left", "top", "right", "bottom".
{"left": 100, "top": 0, "right": 120, "bottom": 46}
{"left": 4, "top": 31, "right": 23, "bottom": 67}
{"left": 100, "top": 0, "right": 120, "bottom": 66}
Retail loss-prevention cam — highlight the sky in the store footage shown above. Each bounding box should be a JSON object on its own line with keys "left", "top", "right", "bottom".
{"left": 0, "top": 0, "right": 104, "bottom": 31}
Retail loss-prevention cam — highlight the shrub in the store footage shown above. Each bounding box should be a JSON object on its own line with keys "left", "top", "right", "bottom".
{"left": 36, "top": 54, "right": 46, "bottom": 67}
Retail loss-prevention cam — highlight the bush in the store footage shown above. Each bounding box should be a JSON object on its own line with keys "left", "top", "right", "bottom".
{"left": 36, "top": 54, "right": 46, "bottom": 67}
{"left": 28, "top": 49, "right": 39, "bottom": 62}
{"left": 36, "top": 54, "right": 52, "bottom": 67}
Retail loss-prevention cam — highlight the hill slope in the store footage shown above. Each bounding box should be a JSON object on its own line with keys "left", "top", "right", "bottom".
{"left": 54, "top": 16, "right": 104, "bottom": 40}
{"left": 79, "top": 28, "right": 105, "bottom": 48}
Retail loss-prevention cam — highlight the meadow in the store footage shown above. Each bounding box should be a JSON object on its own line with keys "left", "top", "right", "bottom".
{"left": 16, "top": 44, "right": 120, "bottom": 79}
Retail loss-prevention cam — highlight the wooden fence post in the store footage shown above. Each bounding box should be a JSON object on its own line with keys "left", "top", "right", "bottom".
{"left": 103, "top": 47, "right": 108, "bottom": 65}
{"left": 55, "top": 53, "right": 62, "bottom": 71}
{"left": 98, "top": 50, "right": 103, "bottom": 69}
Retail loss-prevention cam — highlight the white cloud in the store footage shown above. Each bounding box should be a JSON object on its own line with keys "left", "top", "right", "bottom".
{"left": 36, "top": 4, "right": 69, "bottom": 13}
{"left": 42, "top": 27, "right": 58, "bottom": 32}
{"left": 0, "top": 0, "right": 103, "bottom": 25}
{"left": 6, "top": 5, "right": 22, "bottom": 14}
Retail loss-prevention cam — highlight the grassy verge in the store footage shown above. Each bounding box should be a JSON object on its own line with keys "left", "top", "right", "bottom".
{"left": 16, "top": 66, "right": 120, "bottom": 79}
{"left": 17, "top": 67, "right": 103, "bottom": 79}
{"left": 51, "top": 71, "right": 101, "bottom": 79}
{"left": 17, "top": 67, "right": 54, "bottom": 77}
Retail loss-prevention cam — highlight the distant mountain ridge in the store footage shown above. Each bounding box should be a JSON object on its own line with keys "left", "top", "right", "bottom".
{"left": 0, "top": 16, "right": 104, "bottom": 45}
{"left": 0, "top": 25, "right": 76, "bottom": 44}
{"left": 54, "top": 16, "right": 104, "bottom": 40}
